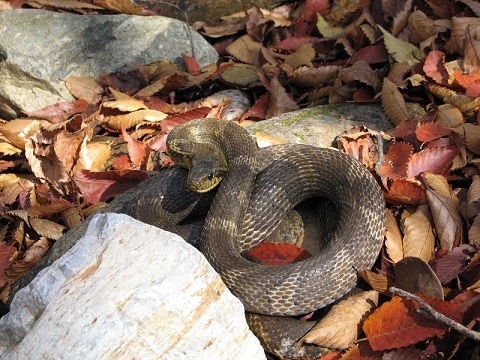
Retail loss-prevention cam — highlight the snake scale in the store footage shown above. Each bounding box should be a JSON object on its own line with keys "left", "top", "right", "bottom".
{"left": 133, "top": 118, "right": 386, "bottom": 354}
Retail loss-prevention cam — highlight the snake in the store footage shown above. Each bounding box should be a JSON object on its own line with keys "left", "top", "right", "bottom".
{"left": 132, "top": 118, "right": 386, "bottom": 355}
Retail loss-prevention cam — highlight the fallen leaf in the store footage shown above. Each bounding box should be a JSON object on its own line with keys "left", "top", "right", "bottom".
{"left": 381, "top": 77, "right": 410, "bottom": 125}
{"left": 402, "top": 205, "right": 435, "bottom": 262}
{"left": 379, "top": 25, "right": 422, "bottom": 66}
{"left": 246, "top": 242, "right": 311, "bottom": 266}
{"left": 406, "top": 146, "right": 457, "bottom": 178}
{"left": 424, "top": 173, "right": 463, "bottom": 251}
{"left": 385, "top": 208, "right": 404, "bottom": 263}
{"left": 301, "top": 290, "right": 379, "bottom": 350}
{"left": 394, "top": 256, "right": 443, "bottom": 300}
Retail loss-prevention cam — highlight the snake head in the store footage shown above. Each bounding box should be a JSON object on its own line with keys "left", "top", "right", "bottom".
{"left": 188, "top": 156, "right": 227, "bottom": 193}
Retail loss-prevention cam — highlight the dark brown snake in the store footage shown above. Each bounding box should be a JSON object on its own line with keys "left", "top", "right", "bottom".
{"left": 133, "top": 118, "right": 386, "bottom": 356}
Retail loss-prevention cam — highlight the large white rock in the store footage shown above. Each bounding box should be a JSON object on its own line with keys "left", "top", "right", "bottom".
{"left": 0, "top": 213, "right": 265, "bottom": 360}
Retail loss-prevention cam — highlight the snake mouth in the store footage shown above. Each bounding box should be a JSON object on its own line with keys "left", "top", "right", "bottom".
{"left": 188, "top": 176, "right": 223, "bottom": 193}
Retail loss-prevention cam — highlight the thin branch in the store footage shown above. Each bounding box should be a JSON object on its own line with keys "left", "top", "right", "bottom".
{"left": 389, "top": 287, "right": 480, "bottom": 342}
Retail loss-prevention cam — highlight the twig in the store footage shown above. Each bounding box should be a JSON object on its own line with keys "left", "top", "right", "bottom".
{"left": 389, "top": 287, "right": 480, "bottom": 342}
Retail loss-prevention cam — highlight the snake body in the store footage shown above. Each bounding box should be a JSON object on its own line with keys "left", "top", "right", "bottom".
{"left": 136, "top": 118, "right": 386, "bottom": 317}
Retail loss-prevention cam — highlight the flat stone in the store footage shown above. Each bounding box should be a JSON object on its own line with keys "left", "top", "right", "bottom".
{"left": 248, "top": 103, "right": 393, "bottom": 147}
{"left": 0, "top": 10, "right": 218, "bottom": 119}
{"left": 0, "top": 213, "right": 265, "bottom": 360}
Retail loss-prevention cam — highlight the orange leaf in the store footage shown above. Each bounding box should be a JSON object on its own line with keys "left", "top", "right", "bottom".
{"left": 182, "top": 53, "right": 201, "bottom": 76}
{"left": 364, "top": 292, "right": 480, "bottom": 351}
{"left": 378, "top": 142, "right": 413, "bottom": 180}
{"left": 385, "top": 179, "right": 427, "bottom": 206}
{"left": 246, "top": 243, "right": 311, "bottom": 266}
{"left": 363, "top": 296, "right": 445, "bottom": 351}
{"left": 415, "top": 122, "right": 451, "bottom": 142}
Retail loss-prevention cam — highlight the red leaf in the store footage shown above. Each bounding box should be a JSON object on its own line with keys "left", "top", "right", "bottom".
{"left": 182, "top": 53, "right": 202, "bottom": 76}
{"left": 246, "top": 243, "right": 311, "bottom": 266}
{"left": 423, "top": 50, "right": 449, "bottom": 85}
{"left": 407, "top": 146, "right": 457, "bottom": 178}
{"left": 415, "top": 122, "right": 451, "bottom": 142}
{"left": 0, "top": 245, "right": 16, "bottom": 277}
{"left": 25, "top": 99, "right": 89, "bottom": 123}
{"left": 121, "top": 128, "right": 150, "bottom": 168}
{"left": 385, "top": 179, "right": 428, "bottom": 205}
{"left": 294, "top": 0, "right": 330, "bottom": 35}
{"left": 276, "top": 36, "right": 318, "bottom": 52}
{"left": 351, "top": 46, "right": 390, "bottom": 65}
{"left": 378, "top": 142, "right": 413, "bottom": 180}
{"left": 74, "top": 170, "right": 149, "bottom": 204}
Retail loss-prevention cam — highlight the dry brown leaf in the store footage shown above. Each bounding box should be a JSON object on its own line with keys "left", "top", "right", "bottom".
{"left": 0, "top": 119, "right": 46, "bottom": 150}
{"left": 30, "top": 218, "right": 65, "bottom": 240}
{"left": 394, "top": 256, "right": 444, "bottom": 300}
{"left": 27, "top": 203, "right": 71, "bottom": 218}
{"left": 226, "top": 34, "right": 263, "bottom": 65}
{"left": 338, "top": 60, "right": 381, "bottom": 92}
{"left": 445, "top": 17, "right": 480, "bottom": 55}
{"left": 358, "top": 269, "right": 392, "bottom": 295}
{"left": 408, "top": 10, "right": 437, "bottom": 44}
{"left": 452, "top": 123, "right": 480, "bottom": 154}
{"left": 385, "top": 209, "right": 404, "bottom": 263}
{"left": 62, "top": 207, "right": 84, "bottom": 230}
{"left": 435, "top": 104, "right": 464, "bottom": 128}
{"left": 402, "top": 205, "right": 435, "bottom": 262}
{"left": 288, "top": 65, "right": 341, "bottom": 87}
{"left": 64, "top": 76, "right": 101, "bottom": 104}
{"left": 102, "top": 98, "right": 147, "bottom": 112}
{"left": 468, "top": 214, "right": 480, "bottom": 244}
{"left": 406, "top": 146, "right": 456, "bottom": 178}
{"left": 391, "top": 0, "right": 412, "bottom": 36}
{"left": 424, "top": 173, "right": 463, "bottom": 250}
{"left": 284, "top": 43, "right": 315, "bottom": 69}
{"left": 77, "top": 140, "right": 112, "bottom": 171}
{"left": 104, "top": 109, "right": 167, "bottom": 130}
{"left": 466, "top": 175, "right": 480, "bottom": 219}
{"left": 300, "top": 290, "right": 379, "bottom": 350}
{"left": 381, "top": 77, "right": 410, "bottom": 125}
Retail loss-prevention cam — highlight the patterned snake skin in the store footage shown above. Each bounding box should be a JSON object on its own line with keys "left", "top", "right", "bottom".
{"left": 135, "top": 118, "right": 386, "bottom": 316}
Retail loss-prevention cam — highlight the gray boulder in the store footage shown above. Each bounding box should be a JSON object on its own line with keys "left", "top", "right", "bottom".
{"left": 0, "top": 10, "right": 218, "bottom": 119}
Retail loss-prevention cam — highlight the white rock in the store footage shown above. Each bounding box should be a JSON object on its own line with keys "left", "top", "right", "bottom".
{"left": 0, "top": 213, "right": 265, "bottom": 360}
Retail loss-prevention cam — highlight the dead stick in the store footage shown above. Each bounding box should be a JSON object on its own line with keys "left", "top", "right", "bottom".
{"left": 389, "top": 287, "right": 480, "bottom": 342}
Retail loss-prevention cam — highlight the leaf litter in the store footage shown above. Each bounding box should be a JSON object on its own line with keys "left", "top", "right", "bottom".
{"left": 1, "top": 0, "right": 480, "bottom": 358}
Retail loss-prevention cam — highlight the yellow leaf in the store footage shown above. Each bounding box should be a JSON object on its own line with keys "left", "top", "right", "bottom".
{"left": 102, "top": 99, "right": 147, "bottom": 112}
{"left": 385, "top": 209, "right": 404, "bottom": 263}
{"left": 0, "top": 142, "right": 22, "bottom": 155}
{"left": 402, "top": 205, "right": 435, "bottom": 262}
{"left": 105, "top": 109, "right": 167, "bottom": 130}
{"left": 378, "top": 25, "right": 422, "bottom": 66}
{"left": 316, "top": 14, "right": 344, "bottom": 38}
{"left": 301, "top": 291, "right": 379, "bottom": 350}
{"left": 285, "top": 44, "right": 315, "bottom": 69}
{"left": 30, "top": 218, "right": 65, "bottom": 240}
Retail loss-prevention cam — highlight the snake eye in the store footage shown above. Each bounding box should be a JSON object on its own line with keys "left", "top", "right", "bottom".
{"left": 207, "top": 172, "right": 215, "bottom": 181}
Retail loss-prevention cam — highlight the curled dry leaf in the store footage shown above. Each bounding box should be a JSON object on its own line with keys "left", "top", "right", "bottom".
{"left": 430, "top": 244, "right": 477, "bottom": 284}
{"left": 288, "top": 65, "right": 341, "bottom": 87}
{"left": 424, "top": 173, "right": 463, "bottom": 251}
{"left": 300, "top": 290, "right": 379, "bottom": 350}
{"left": 466, "top": 175, "right": 480, "bottom": 219}
{"left": 402, "top": 205, "right": 435, "bottom": 263}
{"left": 408, "top": 10, "right": 437, "bottom": 44}
{"left": 385, "top": 209, "right": 404, "bottom": 263}
{"left": 338, "top": 60, "right": 381, "bottom": 92}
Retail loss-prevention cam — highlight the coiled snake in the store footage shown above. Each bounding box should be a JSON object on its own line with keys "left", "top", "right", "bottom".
{"left": 133, "top": 118, "right": 386, "bottom": 354}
